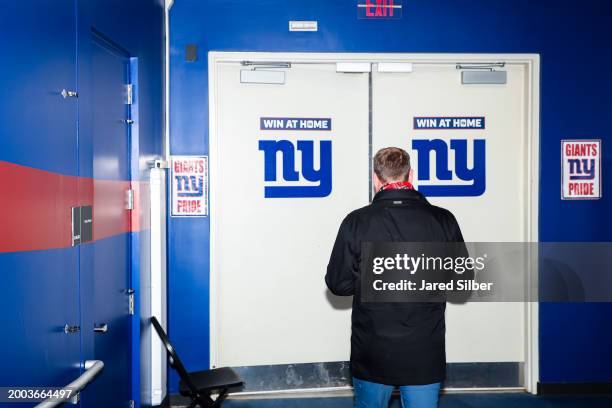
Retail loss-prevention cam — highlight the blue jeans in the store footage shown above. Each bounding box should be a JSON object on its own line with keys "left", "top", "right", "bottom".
{"left": 353, "top": 377, "right": 441, "bottom": 408}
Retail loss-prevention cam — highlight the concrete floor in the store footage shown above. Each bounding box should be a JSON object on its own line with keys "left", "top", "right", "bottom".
{"left": 172, "top": 392, "right": 612, "bottom": 408}
{"left": 223, "top": 393, "right": 612, "bottom": 408}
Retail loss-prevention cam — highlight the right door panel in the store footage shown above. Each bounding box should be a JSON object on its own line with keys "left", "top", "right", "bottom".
{"left": 372, "top": 63, "right": 529, "bottom": 365}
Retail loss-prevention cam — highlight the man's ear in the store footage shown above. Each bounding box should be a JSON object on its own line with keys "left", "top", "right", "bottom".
{"left": 408, "top": 169, "right": 414, "bottom": 184}
{"left": 373, "top": 172, "right": 382, "bottom": 192}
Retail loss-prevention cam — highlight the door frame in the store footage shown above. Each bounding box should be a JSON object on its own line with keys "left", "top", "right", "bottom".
{"left": 128, "top": 56, "right": 141, "bottom": 407}
{"left": 208, "top": 52, "right": 540, "bottom": 394}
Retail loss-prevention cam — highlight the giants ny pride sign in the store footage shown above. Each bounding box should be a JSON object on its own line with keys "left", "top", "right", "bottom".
{"left": 171, "top": 156, "right": 209, "bottom": 216}
{"left": 561, "top": 140, "right": 601, "bottom": 200}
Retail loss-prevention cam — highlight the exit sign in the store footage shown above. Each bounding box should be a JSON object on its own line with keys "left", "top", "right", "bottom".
{"left": 358, "top": 0, "right": 403, "bottom": 19}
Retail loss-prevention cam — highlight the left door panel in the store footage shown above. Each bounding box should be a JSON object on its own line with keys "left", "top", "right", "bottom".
{"left": 0, "top": 0, "right": 81, "bottom": 403}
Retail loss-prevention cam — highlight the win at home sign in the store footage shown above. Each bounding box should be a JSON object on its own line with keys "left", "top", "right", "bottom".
{"left": 259, "top": 117, "right": 332, "bottom": 198}
{"left": 171, "top": 156, "right": 208, "bottom": 216}
{"left": 411, "top": 116, "right": 486, "bottom": 197}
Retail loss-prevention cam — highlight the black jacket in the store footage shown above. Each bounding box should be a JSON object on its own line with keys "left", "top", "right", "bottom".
{"left": 325, "top": 188, "right": 466, "bottom": 385}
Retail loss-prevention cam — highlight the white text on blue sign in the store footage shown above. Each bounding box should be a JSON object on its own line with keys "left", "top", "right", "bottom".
{"left": 414, "top": 117, "right": 485, "bottom": 130}
{"left": 260, "top": 117, "right": 332, "bottom": 131}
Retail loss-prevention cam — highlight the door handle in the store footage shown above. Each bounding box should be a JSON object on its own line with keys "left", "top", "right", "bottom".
{"left": 94, "top": 323, "right": 108, "bottom": 334}
{"left": 64, "top": 324, "right": 81, "bottom": 334}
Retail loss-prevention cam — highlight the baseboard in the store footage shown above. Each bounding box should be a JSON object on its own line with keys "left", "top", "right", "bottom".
{"left": 228, "top": 361, "right": 523, "bottom": 392}
{"left": 538, "top": 382, "right": 612, "bottom": 395}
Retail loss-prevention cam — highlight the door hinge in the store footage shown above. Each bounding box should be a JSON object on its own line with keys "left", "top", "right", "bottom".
{"left": 129, "top": 399, "right": 135, "bottom": 408}
{"left": 128, "top": 289, "right": 135, "bottom": 315}
{"left": 126, "top": 189, "right": 135, "bottom": 210}
{"left": 125, "top": 84, "right": 133, "bottom": 105}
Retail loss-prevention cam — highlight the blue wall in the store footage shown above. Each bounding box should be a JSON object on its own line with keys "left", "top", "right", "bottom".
{"left": 169, "top": 0, "right": 612, "bottom": 392}
{"left": 168, "top": 0, "right": 612, "bottom": 393}
{"left": 0, "top": 0, "right": 163, "bottom": 405}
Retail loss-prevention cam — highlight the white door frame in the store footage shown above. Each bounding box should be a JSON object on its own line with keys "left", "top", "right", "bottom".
{"left": 208, "top": 52, "right": 540, "bottom": 394}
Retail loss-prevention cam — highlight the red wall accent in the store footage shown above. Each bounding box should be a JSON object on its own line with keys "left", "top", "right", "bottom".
{"left": 0, "top": 160, "right": 148, "bottom": 253}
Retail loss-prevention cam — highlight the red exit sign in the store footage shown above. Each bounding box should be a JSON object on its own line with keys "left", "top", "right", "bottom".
{"left": 358, "top": 0, "right": 403, "bottom": 19}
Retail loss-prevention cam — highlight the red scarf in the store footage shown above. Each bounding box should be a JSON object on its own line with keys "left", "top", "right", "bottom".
{"left": 380, "top": 181, "right": 414, "bottom": 191}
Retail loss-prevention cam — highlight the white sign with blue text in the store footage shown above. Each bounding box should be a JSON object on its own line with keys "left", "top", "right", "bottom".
{"left": 259, "top": 117, "right": 333, "bottom": 198}
{"left": 412, "top": 116, "right": 486, "bottom": 196}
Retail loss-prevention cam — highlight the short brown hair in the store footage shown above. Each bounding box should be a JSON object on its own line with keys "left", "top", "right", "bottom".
{"left": 373, "top": 147, "right": 411, "bottom": 183}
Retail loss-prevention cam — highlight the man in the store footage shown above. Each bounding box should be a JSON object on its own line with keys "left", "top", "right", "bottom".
{"left": 325, "top": 147, "right": 466, "bottom": 408}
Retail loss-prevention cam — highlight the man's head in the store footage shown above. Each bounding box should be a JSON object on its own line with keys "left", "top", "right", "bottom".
{"left": 373, "top": 147, "right": 412, "bottom": 192}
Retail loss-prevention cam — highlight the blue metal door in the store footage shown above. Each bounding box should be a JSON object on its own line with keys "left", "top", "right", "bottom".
{"left": 79, "top": 33, "right": 133, "bottom": 408}
{"left": 0, "top": 1, "right": 81, "bottom": 405}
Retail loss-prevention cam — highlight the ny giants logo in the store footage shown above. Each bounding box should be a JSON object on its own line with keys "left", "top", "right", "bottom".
{"left": 258, "top": 140, "right": 332, "bottom": 198}
{"left": 567, "top": 145, "right": 597, "bottom": 180}
{"left": 412, "top": 139, "right": 486, "bottom": 197}
{"left": 568, "top": 159, "right": 596, "bottom": 180}
{"left": 175, "top": 175, "right": 204, "bottom": 197}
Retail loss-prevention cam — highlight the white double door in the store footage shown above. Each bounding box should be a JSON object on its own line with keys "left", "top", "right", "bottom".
{"left": 211, "top": 55, "right": 534, "bottom": 387}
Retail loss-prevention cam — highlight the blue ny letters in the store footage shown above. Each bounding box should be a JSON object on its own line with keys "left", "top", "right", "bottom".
{"left": 412, "top": 139, "right": 486, "bottom": 196}
{"left": 568, "top": 158, "right": 596, "bottom": 180}
{"left": 175, "top": 175, "right": 204, "bottom": 197}
{"left": 258, "top": 140, "right": 332, "bottom": 198}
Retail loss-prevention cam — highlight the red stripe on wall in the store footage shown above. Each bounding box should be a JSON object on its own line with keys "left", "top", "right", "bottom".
{"left": 0, "top": 161, "right": 149, "bottom": 253}
{"left": 0, "top": 161, "right": 76, "bottom": 251}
